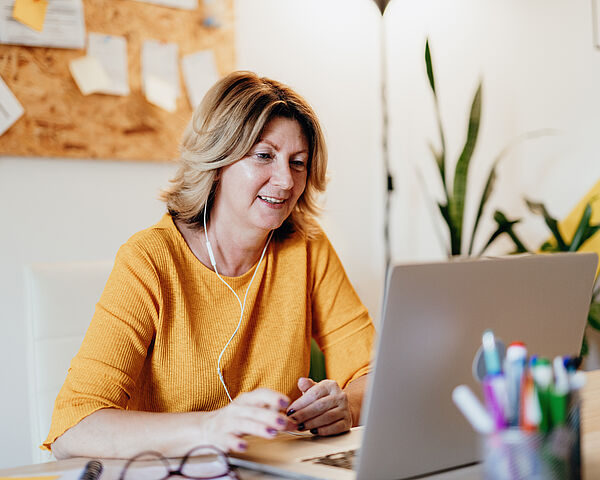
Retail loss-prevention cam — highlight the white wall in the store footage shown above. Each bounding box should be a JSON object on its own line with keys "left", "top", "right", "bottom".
{"left": 0, "top": 157, "right": 176, "bottom": 468}
{"left": 0, "top": 0, "right": 385, "bottom": 468}
{"left": 386, "top": 0, "right": 600, "bottom": 261}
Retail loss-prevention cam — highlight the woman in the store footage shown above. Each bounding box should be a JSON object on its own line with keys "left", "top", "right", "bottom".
{"left": 45, "top": 71, "right": 375, "bottom": 459}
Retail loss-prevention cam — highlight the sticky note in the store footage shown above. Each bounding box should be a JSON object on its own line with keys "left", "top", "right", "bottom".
{"left": 144, "top": 75, "right": 177, "bottom": 112}
{"left": 12, "top": 0, "right": 49, "bottom": 32}
{"left": 69, "top": 55, "right": 111, "bottom": 96}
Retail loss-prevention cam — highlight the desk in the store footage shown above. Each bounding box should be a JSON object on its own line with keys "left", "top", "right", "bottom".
{"left": 2, "top": 370, "right": 599, "bottom": 480}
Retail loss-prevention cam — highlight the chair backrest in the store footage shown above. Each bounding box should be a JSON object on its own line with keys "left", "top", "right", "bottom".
{"left": 25, "top": 261, "right": 112, "bottom": 463}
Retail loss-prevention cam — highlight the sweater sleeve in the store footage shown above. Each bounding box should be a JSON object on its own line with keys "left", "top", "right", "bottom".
{"left": 43, "top": 242, "right": 161, "bottom": 450}
{"left": 309, "top": 232, "right": 375, "bottom": 389}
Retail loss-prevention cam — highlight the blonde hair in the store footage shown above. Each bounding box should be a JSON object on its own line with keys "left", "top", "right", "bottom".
{"left": 160, "top": 71, "right": 328, "bottom": 238}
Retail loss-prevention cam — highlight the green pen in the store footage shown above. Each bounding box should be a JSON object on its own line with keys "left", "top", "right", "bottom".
{"left": 531, "top": 357, "right": 553, "bottom": 433}
{"left": 549, "top": 356, "right": 569, "bottom": 426}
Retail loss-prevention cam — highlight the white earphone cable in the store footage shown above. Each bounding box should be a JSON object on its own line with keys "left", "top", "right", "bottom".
{"left": 203, "top": 206, "right": 272, "bottom": 402}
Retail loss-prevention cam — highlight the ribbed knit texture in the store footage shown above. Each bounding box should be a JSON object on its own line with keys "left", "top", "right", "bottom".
{"left": 44, "top": 214, "right": 374, "bottom": 450}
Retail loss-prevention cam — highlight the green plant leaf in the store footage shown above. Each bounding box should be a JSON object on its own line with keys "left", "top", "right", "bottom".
{"left": 480, "top": 210, "right": 528, "bottom": 255}
{"left": 467, "top": 129, "right": 556, "bottom": 256}
{"left": 449, "top": 82, "right": 482, "bottom": 254}
{"left": 569, "top": 203, "right": 593, "bottom": 251}
{"left": 525, "top": 199, "right": 568, "bottom": 251}
{"left": 468, "top": 166, "right": 496, "bottom": 255}
{"left": 589, "top": 302, "right": 600, "bottom": 331}
{"left": 425, "top": 41, "right": 448, "bottom": 191}
{"left": 425, "top": 39, "right": 435, "bottom": 94}
{"left": 439, "top": 202, "right": 460, "bottom": 256}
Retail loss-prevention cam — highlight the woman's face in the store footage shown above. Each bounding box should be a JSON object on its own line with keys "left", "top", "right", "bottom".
{"left": 213, "top": 116, "right": 309, "bottom": 237}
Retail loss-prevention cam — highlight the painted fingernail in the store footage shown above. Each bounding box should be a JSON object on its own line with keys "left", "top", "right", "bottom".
{"left": 286, "top": 409, "right": 296, "bottom": 416}
{"left": 279, "top": 398, "right": 289, "bottom": 408}
{"left": 277, "top": 417, "right": 286, "bottom": 425}
{"left": 238, "top": 443, "right": 247, "bottom": 451}
{"left": 310, "top": 428, "right": 319, "bottom": 435}
{"left": 297, "top": 423, "right": 305, "bottom": 431}
{"left": 267, "top": 427, "right": 277, "bottom": 435}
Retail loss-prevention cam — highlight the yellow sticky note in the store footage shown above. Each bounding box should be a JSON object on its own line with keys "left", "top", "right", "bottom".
{"left": 12, "top": 0, "right": 48, "bottom": 32}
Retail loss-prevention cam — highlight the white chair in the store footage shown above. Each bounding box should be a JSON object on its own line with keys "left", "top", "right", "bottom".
{"left": 25, "top": 261, "right": 112, "bottom": 463}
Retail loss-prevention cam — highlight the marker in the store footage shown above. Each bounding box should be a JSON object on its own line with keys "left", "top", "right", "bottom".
{"left": 550, "top": 356, "right": 569, "bottom": 426}
{"left": 504, "top": 341, "right": 527, "bottom": 426}
{"left": 531, "top": 357, "right": 553, "bottom": 432}
{"left": 482, "top": 330, "right": 502, "bottom": 375}
{"left": 519, "top": 370, "right": 542, "bottom": 431}
{"left": 481, "top": 330, "right": 507, "bottom": 429}
{"left": 452, "top": 385, "right": 494, "bottom": 434}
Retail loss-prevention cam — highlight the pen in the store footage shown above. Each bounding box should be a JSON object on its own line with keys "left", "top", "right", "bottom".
{"left": 452, "top": 385, "right": 494, "bottom": 434}
{"left": 531, "top": 357, "right": 553, "bottom": 433}
{"left": 550, "top": 356, "right": 569, "bottom": 427}
{"left": 504, "top": 341, "right": 527, "bottom": 427}
{"left": 79, "top": 460, "right": 103, "bottom": 480}
{"left": 481, "top": 330, "right": 507, "bottom": 429}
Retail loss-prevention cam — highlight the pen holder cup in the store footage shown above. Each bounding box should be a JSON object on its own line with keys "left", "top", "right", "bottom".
{"left": 481, "top": 404, "right": 581, "bottom": 480}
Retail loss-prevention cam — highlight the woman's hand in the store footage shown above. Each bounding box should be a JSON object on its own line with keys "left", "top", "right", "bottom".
{"left": 195, "top": 388, "right": 295, "bottom": 452}
{"left": 285, "top": 377, "right": 353, "bottom": 436}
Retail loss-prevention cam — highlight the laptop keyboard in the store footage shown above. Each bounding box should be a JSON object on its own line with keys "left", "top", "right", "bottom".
{"left": 301, "top": 449, "right": 357, "bottom": 470}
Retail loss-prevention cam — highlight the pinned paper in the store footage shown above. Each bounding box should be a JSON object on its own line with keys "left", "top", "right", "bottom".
{"left": 182, "top": 50, "right": 218, "bottom": 109}
{"left": 12, "top": 0, "right": 48, "bottom": 32}
{"left": 0, "top": 0, "right": 85, "bottom": 49}
{"left": 145, "top": 75, "right": 177, "bottom": 112}
{"left": 202, "top": 0, "right": 226, "bottom": 27}
{"left": 68, "top": 55, "right": 111, "bottom": 96}
{"left": 132, "top": 0, "right": 197, "bottom": 9}
{"left": 87, "top": 33, "right": 130, "bottom": 96}
{"left": 0, "top": 74, "right": 24, "bottom": 136}
{"left": 141, "top": 40, "right": 180, "bottom": 111}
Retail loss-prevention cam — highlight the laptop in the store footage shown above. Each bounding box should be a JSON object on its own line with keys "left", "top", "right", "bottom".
{"left": 230, "top": 252, "right": 598, "bottom": 480}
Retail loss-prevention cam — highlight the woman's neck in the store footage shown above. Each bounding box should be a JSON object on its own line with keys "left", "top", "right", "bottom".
{"left": 175, "top": 219, "right": 271, "bottom": 277}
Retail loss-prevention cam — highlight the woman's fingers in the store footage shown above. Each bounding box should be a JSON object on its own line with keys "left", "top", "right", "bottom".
{"left": 286, "top": 378, "right": 352, "bottom": 435}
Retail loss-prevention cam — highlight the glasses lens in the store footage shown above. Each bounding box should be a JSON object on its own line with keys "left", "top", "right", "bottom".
{"left": 181, "top": 446, "right": 230, "bottom": 479}
{"left": 121, "top": 452, "right": 171, "bottom": 480}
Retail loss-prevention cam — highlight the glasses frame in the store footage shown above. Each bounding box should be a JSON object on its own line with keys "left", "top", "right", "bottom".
{"left": 118, "top": 445, "right": 239, "bottom": 480}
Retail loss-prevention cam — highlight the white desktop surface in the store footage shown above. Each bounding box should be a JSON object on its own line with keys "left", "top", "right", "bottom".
{"left": 1, "top": 370, "right": 599, "bottom": 480}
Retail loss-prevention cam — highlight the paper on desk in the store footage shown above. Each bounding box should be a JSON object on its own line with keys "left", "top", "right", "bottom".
{"left": 87, "top": 33, "right": 130, "bottom": 96}
{"left": 0, "top": 0, "right": 84, "bottom": 49}
{"left": 131, "top": 0, "right": 197, "bottom": 10}
{"left": 12, "top": 0, "right": 48, "bottom": 32}
{"left": 69, "top": 55, "right": 111, "bottom": 96}
{"left": 142, "top": 40, "right": 180, "bottom": 111}
{"left": 0, "top": 74, "right": 24, "bottom": 136}
{"left": 0, "top": 477, "right": 59, "bottom": 480}
{"left": 182, "top": 50, "right": 218, "bottom": 109}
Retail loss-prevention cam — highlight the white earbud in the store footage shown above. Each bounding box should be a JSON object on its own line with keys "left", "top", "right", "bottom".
{"left": 203, "top": 205, "right": 272, "bottom": 402}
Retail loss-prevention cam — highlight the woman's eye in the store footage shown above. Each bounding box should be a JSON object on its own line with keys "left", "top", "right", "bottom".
{"left": 291, "top": 160, "right": 307, "bottom": 171}
{"left": 255, "top": 152, "right": 272, "bottom": 160}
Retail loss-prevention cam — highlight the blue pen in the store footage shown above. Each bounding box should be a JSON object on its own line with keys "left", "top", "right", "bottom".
{"left": 481, "top": 330, "right": 507, "bottom": 429}
{"left": 504, "top": 341, "right": 527, "bottom": 427}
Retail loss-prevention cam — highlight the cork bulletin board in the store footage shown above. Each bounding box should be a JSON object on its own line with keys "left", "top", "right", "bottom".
{"left": 0, "top": 0, "right": 236, "bottom": 162}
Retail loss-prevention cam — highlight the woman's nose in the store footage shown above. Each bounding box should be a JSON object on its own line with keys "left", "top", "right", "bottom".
{"left": 271, "top": 160, "right": 294, "bottom": 189}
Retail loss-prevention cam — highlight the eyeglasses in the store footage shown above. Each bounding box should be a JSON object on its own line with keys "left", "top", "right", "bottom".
{"left": 119, "top": 445, "right": 239, "bottom": 480}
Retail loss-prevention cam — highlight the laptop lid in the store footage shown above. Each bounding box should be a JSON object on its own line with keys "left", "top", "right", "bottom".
{"left": 356, "top": 252, "right": 597, "bottom": 480}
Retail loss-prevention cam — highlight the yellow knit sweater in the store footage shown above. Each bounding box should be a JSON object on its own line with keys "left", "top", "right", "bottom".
{"left": 44, "top": 214, "right": 375, "bottom": 450}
